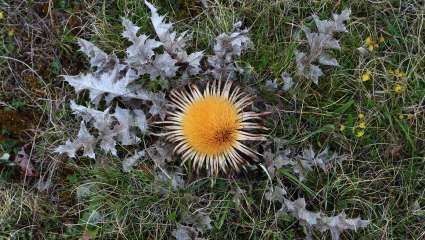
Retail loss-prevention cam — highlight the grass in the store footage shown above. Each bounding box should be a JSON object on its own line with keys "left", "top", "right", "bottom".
{"left": 0, "top": 0, "right": 424, "bottom": 239}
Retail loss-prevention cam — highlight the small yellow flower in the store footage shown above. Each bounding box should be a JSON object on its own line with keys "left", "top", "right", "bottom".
{"left": 358, "top": 113, "right": 365, "bottom": 119}
{"left": 393, "top": 83, "right": 403, "bottom": 93}
{"left": 365, "top": 36, "right": 378, "bottom": 51}
{"left": 355, "top": 130, "right": 365, "bottom": 137}
{"left": 398, "top": 114, "right": 404, "bottom": 120}
{"left": 394, "top": 69, "right": 406, "bottom": 78}
{"left": 339, "top": 125, "right": 346, "bottom": 132}
{"left": 0, "top": 11, "right": 4, "bottom": 20}
{"left": 379, "top": 35, "right": 385, "bottom": 43}
{"left": 359, "top": 121, "right": 366, "bottom": 129}
{"left": 365, "top": 37, "right": 373, "bottom": 45}
{"left": 361, "top": 71, "right": 371, "bottom": 82}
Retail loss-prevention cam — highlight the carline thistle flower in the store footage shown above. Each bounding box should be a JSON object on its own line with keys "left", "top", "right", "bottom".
{"left": 162, "top": 81, "right": 268, "bottom": 175}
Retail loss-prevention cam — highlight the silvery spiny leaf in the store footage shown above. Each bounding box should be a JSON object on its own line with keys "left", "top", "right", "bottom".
{"left": 55, "top": 121, "right": 97, "bottom": 159}
{"left": 122, "top": 150, "right": 145, "bottom": 172}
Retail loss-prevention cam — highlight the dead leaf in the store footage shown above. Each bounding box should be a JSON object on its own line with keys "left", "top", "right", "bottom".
{"left": 14, "top": 144, "right": 37, "bottom": 177}
{"left": 384, "top": 144, "right": 403, "bottom": 159}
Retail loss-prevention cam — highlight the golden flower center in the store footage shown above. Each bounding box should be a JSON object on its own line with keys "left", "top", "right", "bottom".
{"left": 182, "top": 95, "right": 240, "bottom": 156}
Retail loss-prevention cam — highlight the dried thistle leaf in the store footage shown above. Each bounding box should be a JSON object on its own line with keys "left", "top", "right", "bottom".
{"left": 69, "top": 101, "right": 122, "bottom": 156}
{"left": 284, "top": 198, "right": 321, "bottom": 226}
{"left": 213, "top": 22, "right": 252, "bottom": 59}
{"left": 98, "top": 133, "right": 118, "bottom": 156}
{"left": 265, "top": 186, "right": 287, "bottom": 202}
{"left": 283, "top": 197, "right": 369, "bottom": 240}
{"left": 295, "top": 9, "right": 350, "bottom": 84}
{"left": 231, "top": 187, "right": 246, "bottom": 206}
{"left": 264, "top": 149, "right": 292, "bottom": 177}
{"left": 77, "top": 38, "right": 112, "bottom": 70}
{"left": 147, "top": 52, "right": 178, "bottom": 80}
{"left": 172, "top": 225, "right": 198, "bottom": 240}
{"left": 265, "top": 145, "right": 344, "bottom": 182}
{"left": 122, "top": 18, "right": 162, "bottom": 70}
{"left": 317, "top": 212, "right": 370, "bottom": 240}
{"left": 281, "top": 72, "right": 294, "bottom": 92}
{"left": 64, "top": 65, "right": 151, "bottom": 106}
{"left": 183, "top": 212, "right": 213, "bottom": 233}
{"left": 184, "top": 51, "right": 204, "bottom": 75}
{"left": 144, "top": 0, "right": 189, "bottom": 54}
{"left": 144, "top": 1, "right": 205, "bottom": 77}
{"left": 331, "top": 9, "right": 351, "bottom": 32}
{"left": 313, "top": 9, "right": 351, "bottom": 34}
{"left": 295, "top": 50, "right": 308, "bottom": 73}
{"left": 76, "top": 183, "right": 96, "bottom": 201}
{"left": 265, "top": 79, "right": 278, "bottom": 90}
{"left": 133, "top": 109, "right": 148, "bottom": 133}
{"left": 14, "top": 144, "right": 37, "bottom": 177}
{"left": 70, "top": 100, "right": 113, "bottom": 129}
{"left": 318, "top": 53, "right": 339, "bottom": 66}
{"left": 122, "top": 18, "right": 141, "bottom": 43}
{"left": 155, "top": 168, "right": 185, "bottom": 191}
{"left": 298, "top": 146, "right": 344, "bottom": 173}
{"left": 122, "top": 150, "right": 145, "bottom": 172}
{"left": 308, "top": 64, "right": 324, "bottom": 85}
{"left": 146, "top": 140, "right": 174, "bottom": 167}
{"left": 113, "top": 106, "right": 141, "bottom": 145}
{"left": 55, "top": 121, "right": 97, "bottom": 159}
{"left": 208, "top": 21, "right": 252, "bottom": 80}
{"left": 148, "top": 92, "right": 168, "bottom": 120}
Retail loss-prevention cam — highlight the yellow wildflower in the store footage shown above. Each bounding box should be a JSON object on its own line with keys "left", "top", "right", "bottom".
{"left": 339, "top": 125, "right": 346, "bottom": 132}
{"left": 355, "top": 130, "right": 365, "bottom": 138}
{"left": 394, "top": 69, "right": 406, "bottom": 78}
{"left": 359, "top": 121, "right": 366, "bottom": 129}
{"left": 379, "top": 35, "right": 385, "bottom": 43}
{"left": 365, "top": 36, "right": 378, "bottom": 51}
{"left": 361, "top": 71, "right": 371, "bottom": 82}
{"left": 0, "top": 11, "right": 4, "bottom": 20}
{"left": 358, "top": 113, "right": 365, "bottom": 119}
{"left": 393, "top": 83, "right": 403, "bottom": 93}
{"left": 398, "top": 114, "right": 404, "bottom": 120}
{"left": 365, "top": 37, "right": 373, "bottom": 45}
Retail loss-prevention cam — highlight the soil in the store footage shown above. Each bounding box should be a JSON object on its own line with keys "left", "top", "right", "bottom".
{"left": 0, "top": 109, "right": 33, "bottom": 143}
